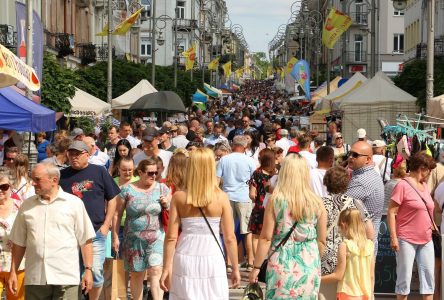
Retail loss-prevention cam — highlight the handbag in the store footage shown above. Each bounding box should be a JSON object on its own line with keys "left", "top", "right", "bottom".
{"left": 257, "top": 221, "right": 298, "bottom": 283}
{"left": 403, "top": 178, "right": 442, "bottom": 257}
{"left": 102, "top": 255, "right": 126, "bottom": 300}
{"left": 199, "top": 207, "right": 226, "bottom": 260}
{"left": 158, "top": 183, "right": 169, "bottom": 233}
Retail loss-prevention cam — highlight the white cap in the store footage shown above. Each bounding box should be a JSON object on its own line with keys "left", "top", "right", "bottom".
{"left": 372, "top": 140, "right": 386, "bottom": 148}
{"left": 357, "top": 128, "right": 366, "bottom": 139}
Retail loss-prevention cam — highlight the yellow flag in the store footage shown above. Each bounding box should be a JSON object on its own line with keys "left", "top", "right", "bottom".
{"left": 235, "top": 67, "right": 243, "bottom": 78}
{"left": 182, "top": 44, "right": 196, "bottom": 71}
{"left": 286, "top": 57, "right": 298, "bottom": 74}
{"left": 223, "top": 61, "right": 232, "bottom": 77}
{"left": 96, "top": 23, "right": 109, "bottom": 36}
{"left": 280, "top": 67, "right": 285, "bottom": 79}
{"left": 266, "top": 66, "right": 272, "bottom": 78}
{"left": 322, "top": 7, "right": 352, "bottom": 49}
{"left": 113, "top": 8, "right": 143, "bottom": 35}
{"left": 208, "top": 57, "right": 220, "bottom": 70}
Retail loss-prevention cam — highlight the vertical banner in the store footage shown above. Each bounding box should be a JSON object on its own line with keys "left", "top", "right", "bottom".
{"left": 322, "top": 7, "right": 352, "bottom": 49}
{"left": 15, "top": 1, "right": 44, "bottom": 93}
{"left": 290, "top": 59, "right": 311, "bottom": 100}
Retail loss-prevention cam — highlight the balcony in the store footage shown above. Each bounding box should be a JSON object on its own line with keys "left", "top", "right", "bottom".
{"left": 416, "top": 39, "right": 444, "bottom": 59}
{"left": 349, "top": 12, "right": 368, "bottom": 26}
{"left": 173, "top": 19, "right": 198, "bottom": 31}
{"left": 96, "top": 44, "right": 116, "bottom": 61}
{"left": 45, "top": 31, "right": 75, "bottom": 57}
{"left": 77, "top": 43, "right": 96, "bottom": 65}
{"left": 0, "top": 24, "right": 16, "bottom": 50}
{"left": 345, "top": 50, "right": 368, "bottom": 64}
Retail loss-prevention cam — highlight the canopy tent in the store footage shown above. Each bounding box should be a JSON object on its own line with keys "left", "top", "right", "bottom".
{"left": 314, "top": 72, "right": 368, "bottom": 112}
{"left": 203, "top": 83, "right": 222, "bottom": 97}
{"left": 192, "top": 89, "right": 209, "bottom": 103}
{"left": 68, "top": 88, "right": 111, "bottom": 117}
{"left": 427, "top": 94, "right": 444, "bottom": 120}
{"left": 0, "top": 87, "right": 56, "bottom": 132}
{"left": 340, "top": 71, "right": 418, "bottom": 143}
{"left": 130, "top": 91, "right": 186, "bottom": 113}
{"left": 310, "top": 76, "right": 342, "bottom": 103}
{"left": 112, "top": 79, "right": 157, "bottom": 109}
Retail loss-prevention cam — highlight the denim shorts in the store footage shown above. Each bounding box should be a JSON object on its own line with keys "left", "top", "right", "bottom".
{"left": 395, "top": 239, "right": 435, "bottom": 295}
{"left": 80, "top": 230, "right": 107, "bottom": 288}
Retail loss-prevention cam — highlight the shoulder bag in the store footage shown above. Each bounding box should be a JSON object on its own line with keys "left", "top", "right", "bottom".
{"left": 257, "top": 221, "right": 298, "bottom": 283}
{"left": 199, "top": 208, "right": 226, "bottom": 261}
{"left": 403, "top": 178, "right": 441, "bottom": 257}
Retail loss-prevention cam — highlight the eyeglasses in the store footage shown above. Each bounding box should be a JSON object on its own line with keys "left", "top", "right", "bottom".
{"left": 0, "top": 184, "right": 10, "bottom": 191}
{"left": 4, "top": 157, "right": 15, "bottom": 162}
{"left": 348, "top": 151, "right": 369, "bottom": 158}
{"left": 335, "top": 137, "right": 343, "bottom": 140}
{"left": 142, "top": 171, "right": 158, "bottom": 177}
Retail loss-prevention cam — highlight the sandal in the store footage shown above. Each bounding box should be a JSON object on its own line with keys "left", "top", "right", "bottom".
{"left": 226, "top": 265, "right": 233, "bottom": 273}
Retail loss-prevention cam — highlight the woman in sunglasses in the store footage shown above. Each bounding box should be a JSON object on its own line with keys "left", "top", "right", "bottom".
{"left": 0, "top": 175, "right": 25, "bottom": 299}
{"left": 112, "top": 158, "right": 172, "bottom": 300}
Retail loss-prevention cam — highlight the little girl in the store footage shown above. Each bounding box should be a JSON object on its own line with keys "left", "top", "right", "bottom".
{"left": 321, "top": 208, "right": 374, "bottom": 300}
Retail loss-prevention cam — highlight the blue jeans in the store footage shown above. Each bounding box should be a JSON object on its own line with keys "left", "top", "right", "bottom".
{"left": 80, "top": 229, "right": 107, "bottom": 288}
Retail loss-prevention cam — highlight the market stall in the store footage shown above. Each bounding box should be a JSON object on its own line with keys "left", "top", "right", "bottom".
{"left": 112, "top": 79, "right": 157, "bottom": 109}
{"left": 68, "top": 88, "right": 111, "bottom": 117}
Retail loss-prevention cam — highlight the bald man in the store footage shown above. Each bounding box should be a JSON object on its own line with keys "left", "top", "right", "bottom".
{"left": 346, "top": 141, "right": 384, "bottom": 255}
{"left": 84, "top": 137, "right": 110, "bottom": 170}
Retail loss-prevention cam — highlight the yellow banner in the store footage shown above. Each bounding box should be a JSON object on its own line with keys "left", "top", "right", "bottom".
{"left": 113, "top": 8, "right": 143, "bottom": 35}
{"left": 286, "top": 57, "right": 298, "bottom": 74}
{"left": 208, "top": 57, "right": 219, "bottom": 70}
{"left": 322, "top": 7, "right": 352, "bottom": 49}
{"left": 96, "top": 23, "right": 109, "bottom": 36}
{"left": 0, "top": 44, "right": 40, "bottom": 91}
{"left": 223, "top": 61, "right": 231, "bottom": 77}
{"left": 235, "top": 67, "right": 243, "bottom": 78}
{"left": 182, "top": 44, "right": 196, "bottom": 71}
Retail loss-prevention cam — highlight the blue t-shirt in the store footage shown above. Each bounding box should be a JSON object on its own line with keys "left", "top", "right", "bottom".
{"left": 60, "top": 164, "right": 121, "bottom": 231}
{"left": 216, "top": 152, "right": 256, "bottom": 202}
{"left": 37, "top": 140, "right": 50, "bottom": 162}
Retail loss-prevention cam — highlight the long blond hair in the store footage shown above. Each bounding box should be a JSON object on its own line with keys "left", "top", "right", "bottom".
{"left": 271, "top": 154, "right": 322, "bottom": 221}
{"left": 166, "top": 152, "right": 188, "bottom": 191}
{"left": 186, "top": 148, "right": 220, "bottom": 207}
{"left": 339, "top": 208, "right": 368, "bottom": 251}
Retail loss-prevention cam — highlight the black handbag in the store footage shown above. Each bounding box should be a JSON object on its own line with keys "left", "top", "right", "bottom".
{"left": 257, "top": 221, "right": 298, "bottom": 283}
{"left": 403, "top": 179, "right": 442, "bottom": 258}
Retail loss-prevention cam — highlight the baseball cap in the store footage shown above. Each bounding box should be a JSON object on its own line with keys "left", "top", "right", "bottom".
{"left": 68, "top": 141, "right": 89, "bottom": 152}
{"left": 357, "top": 128, "right": 366, "bottom": 139}
{"left": 334, "top": 133, "right": 343, "bottom": 139}
{"left": 142, "top": 127, "right": 158, "bottom": 142}
{"left": 372, "top": 140, "right": 386, "bottom": 148}
{"left": 158, "top": 126, "right": 171, "bottom": 135}
{"left": 70, "top": 128, "right": 84, "bottom": 138}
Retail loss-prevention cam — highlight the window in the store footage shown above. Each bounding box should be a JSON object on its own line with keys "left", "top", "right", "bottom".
{"left": 354, "top": 34, "right": 364, "bottom": 62}
{"left": 176, "top": 39, "right": 186, "bottom": 54}
{"left": 176, "top": 1, "right": 185, "bottom": 19}
{"left": 140, "top": 37, "right": 152, "bottom": 57}
{"left": 394, "top": 9, "right": 405, "bottom": 16}
{"left": 393, "top": 34, "right": 404, "bottom": 53}
{"left": 141, "top": 0, "right": 151, "bottom": 18}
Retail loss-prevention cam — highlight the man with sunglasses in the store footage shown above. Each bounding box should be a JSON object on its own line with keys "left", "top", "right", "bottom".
{"left": 346, "top": 141, "right": 384, "bottom": 255}
{"left": 59, "top": 141, "right": 120, "bottom": 300}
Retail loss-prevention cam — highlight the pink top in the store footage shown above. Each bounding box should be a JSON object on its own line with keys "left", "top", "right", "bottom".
{"left": 391, "top": 179, "right": 434, "bottom": 244}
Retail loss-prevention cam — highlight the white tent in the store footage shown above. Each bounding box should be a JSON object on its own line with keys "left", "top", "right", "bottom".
{"left": 427, "top": 94, "right": 444, "bottom": 120}
{"left": 314, "top": 72, "right": 368, "bottom": 112}
{"left": 68, "top": 88, "right": 111, "bottom": 117}
{"left": 112, "top": 79, "right": 157, "bottom": 109}
{"left": 340, "top": 71, "right": 418, "bottom": 143}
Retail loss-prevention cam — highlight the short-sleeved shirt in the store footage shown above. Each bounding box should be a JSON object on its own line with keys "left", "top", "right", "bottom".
{"left": 60, "top": 164, "right": 120, "bottom": 231}
{"left": 391, "top": 179, "right": 434, "bottom": 244}
{"left": 216, "top": 152, "right": 256, "bottom": 202}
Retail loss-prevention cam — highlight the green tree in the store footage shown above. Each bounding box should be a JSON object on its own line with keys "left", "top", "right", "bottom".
{"left": 41, "top": 53, "right": 76, "bottom": 113}
{"left": 251, "top": 52, "right": 270, "bottom": 80}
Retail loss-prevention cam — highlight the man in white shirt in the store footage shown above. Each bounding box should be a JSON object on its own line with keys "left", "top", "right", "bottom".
{"left": 84, "top": 137, "right": 110, "bottom": 170}
{"left": 372, "top": 140, "right": 392, "bottom": 182}
{"left": 275, "top": 129, "right": 295, "bottom": 157}
{"left": 310, "top": 146, "right": 334, "bottom": 197}
{"left": 204, "top": 123, "right": 229, "bottom": 147}
{"left": 8, "top": 162, "right": 95, "bottom": 298}
{"left": 119, "top": 121, "right": 141, "bottom": 149}
{"left": 298, "top": 134, "right": 317, "bottom": 169}
{"left": 171, "top": 125, "right": 189, "bottom": 149}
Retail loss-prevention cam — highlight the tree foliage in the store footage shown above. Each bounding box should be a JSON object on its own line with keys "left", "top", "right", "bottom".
{"left": 394, "top": 58, "right": 444, "bottom": 110}
{"left": 251, "top": 52, "right": 270, "bottom": 80}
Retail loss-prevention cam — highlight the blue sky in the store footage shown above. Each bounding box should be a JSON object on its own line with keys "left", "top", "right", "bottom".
{"left": 225, "top": 0, "right": 292, "bottom": 55}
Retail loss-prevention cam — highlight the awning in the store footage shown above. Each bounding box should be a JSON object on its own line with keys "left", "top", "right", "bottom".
{"left": 112, "top": 79, "right": 157, "bottom": 109}
{"left": 192, "top": 89, "right": 209, "bottom": 103}
{"left": 0, "top": 86, "right": 55, "bottom": 132}
{"left": 68, "top": 88, "right": 111, "bottom": 117}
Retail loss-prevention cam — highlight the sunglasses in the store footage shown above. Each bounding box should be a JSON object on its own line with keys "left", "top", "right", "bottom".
{"left": 348, "top": 151, "right": 369, "bottom": 158}
{"left": 143, "top": 171, "right": 158, "bottom": 177}
{"left": 0, "top": 184, "right": 10, "bottom": 191}
{"left": 336, "top": 137, "right": 343, "bottom": 140}
{"left": 4, "top": 157, "right": 15, "bottom": 162}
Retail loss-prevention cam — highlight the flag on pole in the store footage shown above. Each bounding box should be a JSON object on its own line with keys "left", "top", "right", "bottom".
{"left": 290, "top": 59, "right": 311, "bottom": 100}
{"left": 235, "top": 67, "right": 244, "bottom": 78}
{"left": 266, "top": 66, "right": 272, "bottom": 78}
{"left": 182, "top": 44, "right": 196, "bottom": 71}
{"left": 113, "top": 8, "right": 143, "bottom": 35}
{"left": 208, "top": 57, "right": 220, "bottom": 70}
{"left": 96, "top": 23, "right": 109, "bottom": 36}
{"left": 322, "top": 7, "right": 352, "bottom": 49}
{"left": 223, "top": 61, "right": 232, "bottom": 77}
{"left": 285, "top": 57, "right": 298, "bottom": 74}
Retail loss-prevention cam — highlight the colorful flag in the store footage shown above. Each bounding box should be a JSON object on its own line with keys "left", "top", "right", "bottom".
{"left": 182, "top": 44, "right": 196, "bottom": 71}
{"left": 113, "top": 8, "right": 143, "bottom": 35}
{"left": 290, "top": 59, "right": 311, "bottom": 100}
{"left": 193, "top": 101, "right": 206, "bottom": 111}
{"left": 96, "top": 23, "right": 109, "bottom": 36}
{"left": 322, "top": 7, "right": 352, "bottom": 49}
{"left": 286, "top": 57, "right": 298, "bottom": 74}
{"left": 208, "top": 57, "right": 220, "bottom": 70}
{"left": 235, "top": 67, "right": 244, "bottom": 78}
{"left": 223, "top": 61, "right": 232, "bottom": 77}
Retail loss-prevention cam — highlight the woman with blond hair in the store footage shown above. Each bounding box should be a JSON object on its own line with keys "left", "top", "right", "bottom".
{"left": 160, "top": 148, "right": 240, "bottom": 299}
{"left": 165, "top": 152, "right": 188, "bottom": 193}
{"left": 11, "top": 154, "right": 34, "bottom": 201}
{"left": 248, "top": 153, "right": 327, "bottom": 299}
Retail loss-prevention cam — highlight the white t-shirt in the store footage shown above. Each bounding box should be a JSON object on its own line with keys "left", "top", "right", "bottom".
{"left": 275, "top": 137, "right": 295, "bottom": 157}
{"left": 310, "top": 168, "right": 328, "bottom": 198}
{"left": 434, "top": 182, "right": 444, "bottom": 232}
{"left": 373, "top": 154, "right": 392, "bottom": 182}
{"left": 299, "top": 150, "right": 318, "bottom": 169}
{"left": 133, "top": 149, "right": 172, "bottom": 179}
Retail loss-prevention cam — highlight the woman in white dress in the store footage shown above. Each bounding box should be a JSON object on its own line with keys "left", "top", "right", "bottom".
{"left": 160, "top": 148, "right": 240, "bottom": 299}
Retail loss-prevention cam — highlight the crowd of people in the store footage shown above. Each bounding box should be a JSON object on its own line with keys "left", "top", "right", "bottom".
{"left": 0, "top": 79, "right": 442, "bottom": 300}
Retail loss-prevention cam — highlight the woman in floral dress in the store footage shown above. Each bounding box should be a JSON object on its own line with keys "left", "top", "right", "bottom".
{"left": 113, "top": 158, "right": 171, "bottom": 300}
{"left": 249, "top": 154, "right": 327, "bottom": 299}
{"left": 248, "top": 148, "right": 276, "bottom": 255}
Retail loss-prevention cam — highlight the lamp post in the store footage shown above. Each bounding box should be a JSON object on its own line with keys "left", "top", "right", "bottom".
{"left": 154, "top": 13, "right": 178, "bottom": 88}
